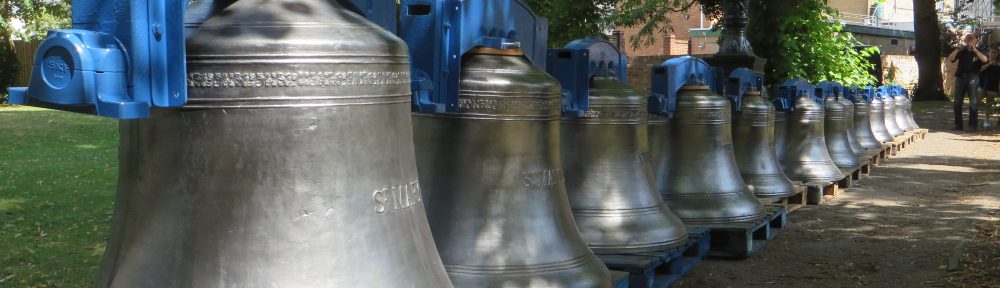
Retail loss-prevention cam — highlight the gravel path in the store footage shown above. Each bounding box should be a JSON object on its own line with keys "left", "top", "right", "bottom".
{"left": 676, "top": 102, "right": 1000, "bottom": 288}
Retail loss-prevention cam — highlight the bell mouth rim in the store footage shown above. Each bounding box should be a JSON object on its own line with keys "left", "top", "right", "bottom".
{"left": 467, "top": 47, "right": 524, "bottom": 56}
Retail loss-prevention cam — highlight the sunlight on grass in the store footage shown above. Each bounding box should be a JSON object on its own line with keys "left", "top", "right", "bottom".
{"left": 0, "top": 198, "right": 24, "bottom": 210}
{"left": 1, "top": 106, "right": 118, "bottom": 287}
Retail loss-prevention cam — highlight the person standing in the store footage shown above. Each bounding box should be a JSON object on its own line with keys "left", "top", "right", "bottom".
{"left": 948, "top": 34, "right": 988, "bottom": 131}
{"left": 980, "top": 48, "right": 1000, "bottom": 128}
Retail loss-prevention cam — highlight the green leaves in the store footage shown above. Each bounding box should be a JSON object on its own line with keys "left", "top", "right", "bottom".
{"left": 738, "top": 0, "right": 877, "bottom": 86}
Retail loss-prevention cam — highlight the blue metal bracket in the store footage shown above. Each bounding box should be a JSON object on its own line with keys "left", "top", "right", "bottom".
{"left": 815, "top": 81, "right": 844, "bottom": 105}
{"left": 858, "top": 86, "right": 876, "bottom": 102}
{"left": 649, "top": 56, "right": 715, "bottom": 116}
{"left": 877, "top": 85, "right": 892, "bottom": 100}
{"left": 400, "top": 0, "right": 549, "bottom": 113}
{"left": 842, "top": 85, "right": 860, "bottom": 103}
{"left": 772, "top": 78, "right": 817, "bottom": 112}
{"left": 724, "top": 67, "right": 763, "bottom": 112}
{"left": 8, "top": 0, "right": 188, "bottom": 119}
{"left": 546, "top": 38, "right": 627, "bottom": 117}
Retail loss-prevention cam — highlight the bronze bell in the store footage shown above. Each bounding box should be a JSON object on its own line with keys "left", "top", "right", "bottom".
{"left": 649, "top": 113, "right": 672, "bottom": 198}
{"left": 869, "top": 94, "right": 895, "bottom": 142}
{"left": 850, "top": 89, "right": 883, "bottom": 149}
{"left": 779, "top": 85, "right": 843, "bottom": 183}
{"left": 882, "top": 95, "right": 905, "bottom": 137}
{"left": 904, "top": 94, "right": 920, "bottom": 129}
{"left": 773, "top": 107, "right": 789, "bottom": 159}
{"left": 561, "top": 77, "right": 688, "bottom": 253}
{"left": 894, "top": 94, "right": 914, "bottom": 131}
{"left": 731, "top": 88, "right": 797, "bottom": 198}
{"left": 824, "top": 94, "right": 861, "bottom": 169}
{"left": 660, "top": 82, "right": 765, "bottom": 224}
{"left": 100, "top": 1, "right": 454, "bottom": 286}
{"left": 412, "top": 48, "right": 613, "bottom": 287}
{"left": 839, "top": 95, "right": 868, "bottom": 158}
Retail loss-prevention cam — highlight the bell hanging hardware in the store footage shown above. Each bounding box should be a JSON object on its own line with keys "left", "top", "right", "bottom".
{"left": 546, "top": 38, "right": 628, "bottom": 117}
{"left": 401, "top": 0, "right": 549, "bottom": 113}
{"left": 648, "top": 56, "right": 719, "bottom": 116}
{"left": 8, "top": 0, "right": 188, "bottom": 119}
{"left": 724, "top": 67, "right": 764, "bottom": 112}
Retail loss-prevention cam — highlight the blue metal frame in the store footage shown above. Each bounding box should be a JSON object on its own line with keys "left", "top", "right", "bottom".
{"left": 772, "top": 78, "right": 818, "bottom": 112}
{"left": 340, "top": 0, "right": 400, "bottom": 34}
{"left": 400, "top": 0, "right": 549, "bottom": 113}
{"left": 842, "top": 85, "right": 860, "bottom": 103}
{"left": 546, "top": 38, "right": 627, "bottom": 117}
{"left": 815, "top": 81, "right": 844, "bottom": 105}
{"left": 649, "top": 56, "right": 715, "bottom": 115}
{"left": 9, "top": 0, "right": 188, "bottom": 119}
{"left": 724, "top": 67, "right": 763, "bottom": 112}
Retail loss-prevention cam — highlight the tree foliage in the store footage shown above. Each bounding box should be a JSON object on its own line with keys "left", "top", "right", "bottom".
{"left": 522, "top": 0, "right": 616, "bottom": 48}
{"left": 1, "top": 0, "right": 71, "bottom": 104}
{"left": 615, "top": 0, "right": 876, "bottom": 86}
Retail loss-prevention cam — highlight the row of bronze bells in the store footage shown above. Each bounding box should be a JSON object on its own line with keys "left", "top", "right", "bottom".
{"left": 98, "top": 1, "right": 923, "bottom": 286}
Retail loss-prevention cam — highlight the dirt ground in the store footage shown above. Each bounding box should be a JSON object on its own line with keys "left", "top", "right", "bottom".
{"left": 676, "top": 102, "right": 1000, "bottom": 288}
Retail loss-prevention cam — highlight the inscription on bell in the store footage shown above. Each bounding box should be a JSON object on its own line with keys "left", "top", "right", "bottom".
{"left": 188, "top": 71, "right": 409, "bottom": 88}
{"left": 372, "top": 180, "right": 422, "bottom": 214}
{"left": 458, "top": 97, "right": 560, "bottom": 114}
{"left": 579, "top": 109, "right": 644, "bottom": 120}
{"left": 742, "top": 112, "right": 772, "bottom": 125}
{"left": 522, "top": 169, "right": 564, "bottom": 187}
{"left": 799, "top": 112, "right": 824, "bottom": 123}
{"left": 675, "top": 110, "right": 731, "bottom": 123}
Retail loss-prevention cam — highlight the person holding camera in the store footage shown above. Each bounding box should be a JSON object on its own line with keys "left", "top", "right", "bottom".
{"left": 948, "top": 34, "right": 988, "bottom": 131}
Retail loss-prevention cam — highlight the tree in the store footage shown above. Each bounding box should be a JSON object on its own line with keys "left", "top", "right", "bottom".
{"left": 522, "top": 0, "right": 617, "bottom": 48}
{"left": 911, "top": 0, "right": 946, "bottom": 101}
{"left": 0, "top": 0, "right": 71, "bottom": 104}
{"left": 616, "top": 0, "right": 875, "bottom": 86}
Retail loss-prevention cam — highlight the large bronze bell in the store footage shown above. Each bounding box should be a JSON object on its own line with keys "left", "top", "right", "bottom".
{"left": 773, "top": 106, "right": 789, "bottom": 159}
{"left": 839, "top": 95, "right": 868, "bottom": 158}
{"left": 728, "top": 74, "right": 796, "bottom": 198}
{"left": 413, "top": 49, "right": 612, "bottom": 287}
{"left": 848, "top": 87, "right": 882, "bottom": 149}
{"left": 868, "top": 92, "right": 895, "bottom": 142}
{"left": 660, "top": 80, "right": 765, "bottom": 224}
{"left": 100, "top": 1, "right": 454, "bottom": 286}
{"left": 882, "top": 93, "right": 905, "bottom": 137}
{"left": 778, "top": 80, "right": 843, "bottom": 183}
{"left": 649, "top": 113, "right": 672, "bottom": 196}
{"left": 894, "top": 94, "right": 914, "bottom": 131}
{"left": 561, "top": 77, "right": 688, "bottom": 253}
{"left": 823, "top": 93, "right": 861, "bottom": 169}
{"left": 903, "top": 89, "right": 921, "bottom": 129}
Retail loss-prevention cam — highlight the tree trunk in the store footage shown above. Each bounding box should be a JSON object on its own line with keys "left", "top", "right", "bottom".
{"left": 912, "top": 0, "right": 947, "bottom": 101}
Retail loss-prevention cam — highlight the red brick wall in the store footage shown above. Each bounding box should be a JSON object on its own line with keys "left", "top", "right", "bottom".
{"left": 619, "top": 5, "right": 712, "bottom": 57}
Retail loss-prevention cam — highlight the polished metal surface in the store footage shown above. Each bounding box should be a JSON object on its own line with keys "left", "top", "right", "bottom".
{"left": 99, "top": 1, "right": 453, "bottom": 287}
{"left": 883, "top": 96, "right": 904, "bottom": 137}
{"left": 561, "top": 77, "right": 688, "bottom": 254}
{"left": 905, "top": 96, "right": 920, "bottom": 129}
{"left": 731, "top": 91, "right": 796, "bottom": 198}
{"left": 824, "top": 95, "right": 861, "bottom": 169}
{"left": 659, "top": 85, "right": 765, "bottom": 224}
{"left": 649, "top": 113, "right": 671, "bottom": 200}
{"left": 413, "top": 51, "right": 612, "bottom": 287}
{"left": 773, "top": 110, "right": 789, "bottom": 159}
{"left": 840, "top": 96, "right": 867, "bottom": 157}
{"left": 779, "top": 94, "right": 844, "bottom": 182}
{"left": 869, "top": 97, "right": 894, "bottom": 142}
{"left": 853, "top": 95, "right": 882, "bottom": 149}
{"left": 895, "top": 95, "right": 914, "bottom": 131}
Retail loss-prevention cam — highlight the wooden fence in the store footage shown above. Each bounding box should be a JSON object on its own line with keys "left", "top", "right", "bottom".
{"left": 11, "top": 40, "right": 41, "bottom": 87}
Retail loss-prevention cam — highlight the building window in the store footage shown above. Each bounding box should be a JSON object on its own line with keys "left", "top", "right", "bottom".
{"left": 890, "top": 38, "right": 899, "bottom": 46}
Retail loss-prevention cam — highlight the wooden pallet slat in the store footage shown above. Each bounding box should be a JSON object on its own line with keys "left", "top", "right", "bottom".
{"left": 597, "top": 228, "right": 710, "bottom": 288}
{"left": 697, "top": 206, "right": 788, "bottom": 259}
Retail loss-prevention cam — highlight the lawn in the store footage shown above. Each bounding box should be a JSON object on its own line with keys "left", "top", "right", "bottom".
{"left": 1, "top": 106, "right": 118, "bottom": 287}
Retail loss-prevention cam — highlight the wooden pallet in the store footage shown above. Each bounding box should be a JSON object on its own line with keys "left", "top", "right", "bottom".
{"left": 796, "top": 180, "right": 838, "bottom": 205}
{"left": 596, "top": 228, "right": 711, "bottom": 288}
{"left": 914, "top": 128, "right": 929, "bottom": 140}
{"left": 763, "top": 185, "right": 807, "bottom": 214}
{"left": 867, "top": 144, "right": 888, "bottom": 166}
{"left": 838, "top": 159, "right": 868, "bottom": 188}
{"left": 699, "top": 206, "right": 788, "bottom": 259}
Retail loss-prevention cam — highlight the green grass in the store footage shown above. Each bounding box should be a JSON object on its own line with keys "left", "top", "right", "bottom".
{"left": 1, "top": 106, "right": 118, "bottom": 287}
